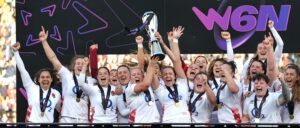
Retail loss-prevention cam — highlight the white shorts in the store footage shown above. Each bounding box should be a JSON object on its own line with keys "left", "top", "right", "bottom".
{"left": 59, "top": 116, "right": 89, "bottom": 123}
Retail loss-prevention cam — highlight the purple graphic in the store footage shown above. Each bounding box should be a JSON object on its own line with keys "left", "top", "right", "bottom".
{"left": 49, "top": 25, "right": 62, "bottom": 42}
{"left": 62, "top": 0, "right": 73, "bottom": 10}
{"left": 193, "top": 0, "right": 291, "bottom": 50}
{"left": 192, "top": 6, "right": 231, "bottom": 30}
{"left": 19, "top": 88, "right": 28, "bottom": 100}
{"left": 72, "top": 1, "right": 108, "bottom": 35}
{"left": 56, "top": 31, "right": 77, "bottom": 55}
{"left": 256, "top": 5, "right": 291, "bottom": 31}
{"left": 25, "top": 34, "right": 40, "bottom": 47}
{"left": 20, "top": 52, "right": 37, "bottom": 56}
{"left": 16, "top": 0, "right": 25, "bottom": 4}
{"left": 20, "top": 10, "right": 32, "bottom": 26}
{"left": 41, "top": 4, "right": 57, "bottom": 17}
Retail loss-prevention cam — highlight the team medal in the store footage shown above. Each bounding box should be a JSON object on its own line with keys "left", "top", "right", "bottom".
{"left": 245, "top": 91, "right": 251, "bottom": 97}
{"left": 76, "top": 98, "right": 80, "bottom": 102}
{"left": 104, "top": 110, "right": 106, "bottom": 115}
{"left": 175, "top": 102, "right": 180, "bottom": 107}
{"left": 254, "top": 118, "right": 260, "bottom": 123}
{"left": 40, "top": 112, "right": 45, "bottom": 117}
{"left": 148, "top": 101, "right": 153, "bottom": 106}
{"left": 124, "top": 102, "right": 128, "bottom": 107}
{"left": 290, "top": 115, "right": 294, "bottom": 119}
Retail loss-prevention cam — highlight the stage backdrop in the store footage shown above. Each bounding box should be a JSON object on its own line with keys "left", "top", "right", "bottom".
{"left": 16, "top": 0, "right": 299, "bottom": 122}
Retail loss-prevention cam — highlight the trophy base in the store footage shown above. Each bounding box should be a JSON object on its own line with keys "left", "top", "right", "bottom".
{"left": 151, "top": 53, "right": 165, "bottom": 61}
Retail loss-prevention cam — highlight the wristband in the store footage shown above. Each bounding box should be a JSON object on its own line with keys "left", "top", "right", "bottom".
{"left": 137, "top": 44, "right": 143, "bottom": 48}
{"left": 173, "top": 38, "right": 179, "bottom": 43}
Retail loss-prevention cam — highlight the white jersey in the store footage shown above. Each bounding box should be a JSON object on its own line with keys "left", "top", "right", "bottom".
{"left": 15, "top": 52, "right": 61, "bottom": 123}
{"left": 81, "top": 83, "right": 118, "bottom": 123}
{"left": 243, "top": 92, "right": 282, "bottom": 123}
{"left": 269, "top": 79, "right": 282, "bottom": 92}
{"left": 125, "top": 83, "right": 160, "bottom": 123}
{"left": 188, "top": 80, "right": 194, "bottom": 91}
{"left": 241, "top": 80, "right": 255, "bottom": 98}
{"left": 209, "top": 78, "right": 221, "bottom": 92}
{"left": 281, "top": 93, "right": 300, "bottom": 123}
{"left": 214, "top": 79, "right": 242, "bottom": 123}
{"left": 154, "top": 78, "right": 191, "bottom": 123}
{"left": 117, "top": 85, "right": 130, "bottom": 123}
{"left": 190, "top": 92, "right": 214, "bottom": 123}
{"left": 58, "top": 66, "right": 90, "bottom": 121}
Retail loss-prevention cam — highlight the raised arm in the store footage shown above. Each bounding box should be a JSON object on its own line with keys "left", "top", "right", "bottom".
{"left": 89, "top": 44, "right": 98, "bottom": 79}
{"left": 39, "top": 26, "right": 62, "bottom": 71}
{"left": 221, "top": 31, "right": 234, "bottom": 61}
{"left": 221, "top": 64, "right": 239, "bottom": 93}
{"left": 264, "top": 34, "right": 276, "bottom": 82}
{"left": 136, "top": 36, "right": 146, "bottom": 71}
{"left": 133, "top": 57, "right": 159, "bottom": 93}
{"left": 169, "top": 26, "right": 186, "bottom": 79}
{"left": 205, "top": 80, "right": 217, "bottom": 105}
{"left": 278, "top": 80, "right": 290, "bottom": 105}
{"left": 268, "top": 20, "right": 284, "bottom": 68}
{"left": 13, "top": 43, "right": 35, "bottom": 88}
{"left": 154, "top": 32, "right": 176, "bottom": 62}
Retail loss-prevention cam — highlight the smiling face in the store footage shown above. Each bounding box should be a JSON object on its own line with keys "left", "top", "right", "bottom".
{"left": 257, "top": 43, "right": 267, "bottom": 59}
{"left": 38, "top": 71, "right": 53, "bottom": 90}
{"left": 117, "top": 66, "right": 130, "bottom": 85}
{"left": 187, "top": 64, "right": 200, "bottom": 81}
{"left": 253, "top": 74, "right": 269, "bottom": 97}
{"left": 284, "top": 68, "right": 299, "bottom": 88}
{"left": 130, "top": 68, "right": 144, "bottom": 84}
{"left": 193, "top": 73, "right": 208, "bottom": 93}
{"left": 213, "top": 61, "right": 224, "bottom": 78}
{"left": 110, "top": 70, "right": 119, "bottom": 85}
{"left": 254, "top": 79, "right": 268, "bottom": 97}
{"left": 249, "top": 61, "right": 264, "bottom": 78}
{"left": 97, "top": 67, "right": 110, "bottom": 86}
{"left": 162, "top": 67, "right": 176, "bottom": 87}
{"left": 194, "top": 56, "right": 207, "bottom": 72}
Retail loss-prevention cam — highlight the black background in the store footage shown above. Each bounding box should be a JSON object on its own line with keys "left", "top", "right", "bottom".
{"left": 16, "top": 0, "right": 300, "bottom": 122}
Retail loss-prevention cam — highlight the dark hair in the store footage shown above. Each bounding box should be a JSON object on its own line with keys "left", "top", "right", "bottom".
{"left": 34, "top": 68, "right": 58, "bottom": 86}
{"left": 252, "top": 73, "right": 270, "bottom": 84}
{"left": 194, "top": 72, "right": 208, "bottom": 82}
{"left": 285, "top": 64, "right": 300, "bottom": 102}
{"left": 117, "top": 65, "right": 130, "bottom": 73}
{"left": 223, "top": 61, "right": 237, "bottom": 74}
{"left": 98, "top": 67, "right": 110, "bottom": 74}
{"left": 68, "top": 55, "right": 90, "bottom": 75}
{"left": 247, "top": 58, "right": 267, "bottom": 77}
{"left": 208, "top": 58, "right": 226, "bottom": 80}
{"left": 161, "top": 66, "right": 177, "bottom": 77}
{"left": 194, "top": 56, "right": 208, "bottom": 64}
{"left": 69, "top": 55, "right": 85, "bottom": 71}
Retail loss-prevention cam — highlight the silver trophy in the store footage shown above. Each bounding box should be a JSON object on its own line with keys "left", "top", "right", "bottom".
{"left": 142, "top": 11, "right": 165, "bottom": 60}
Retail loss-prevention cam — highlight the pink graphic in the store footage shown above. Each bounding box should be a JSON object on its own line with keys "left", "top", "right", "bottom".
{"left": 20, "top": 10, "right": 32, "bottom": 26}
{"left": 50, "top": 25, "right": 62, "bottom": 42}
{"left": 72, "top": 1, "right": 108, "bottom": 35}
{"left": 26, "top": 34, "right": 40, "bottom": 47}
{"left": 16, "top": 0, "right": 25, "bottom": 4}
{"left": 41, "top": 4, "right": 57, "bottom": 17}
{"left": 19, "top": 88, "right": 28, "bottom": 100}
{"left": 62, "top": 0, "right": 73, "bottom": 10}
{"left": 56, "top": 31, "right": 77, "bottom": 55}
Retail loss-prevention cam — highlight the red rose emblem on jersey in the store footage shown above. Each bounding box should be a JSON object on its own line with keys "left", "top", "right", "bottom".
{"left": 52, "top": 93, "right": 56, "bottom": 98}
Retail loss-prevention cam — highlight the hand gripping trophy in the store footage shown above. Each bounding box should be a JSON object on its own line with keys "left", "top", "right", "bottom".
{"left": 142, "top": 11, "right": 165, "bottom": 60}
